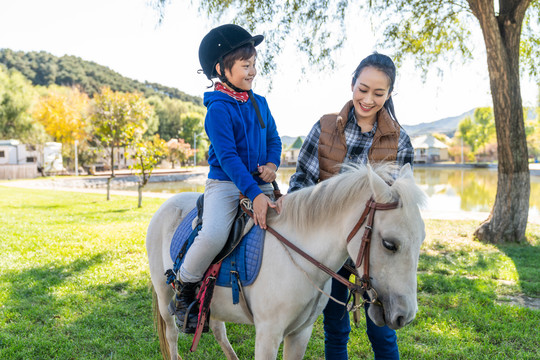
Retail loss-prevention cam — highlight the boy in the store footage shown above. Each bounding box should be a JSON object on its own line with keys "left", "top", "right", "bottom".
{"left": 169, "top": 24, "right": 282, "bottom": 333}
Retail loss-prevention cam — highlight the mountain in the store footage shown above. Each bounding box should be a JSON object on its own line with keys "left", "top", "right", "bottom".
{"left": 0, "top": 49, "right": 202, "bottom": 105}
{"left": 402, "top": 109, "right": 475, "bottom": 137}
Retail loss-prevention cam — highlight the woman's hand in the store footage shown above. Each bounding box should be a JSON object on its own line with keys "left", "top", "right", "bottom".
{"left": 257, "top": 163, "right": 277, "bottom": 183}
{"left": 252, "top": 193, "right": 276, "bottom": 229}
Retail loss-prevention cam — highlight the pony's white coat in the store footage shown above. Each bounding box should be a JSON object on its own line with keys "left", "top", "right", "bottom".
{"left": 146, "top": 163, "right": 426, "bottom": 360}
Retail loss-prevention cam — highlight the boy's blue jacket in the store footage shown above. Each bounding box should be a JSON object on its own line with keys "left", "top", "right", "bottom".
{"left": 203, "top": 90, "right": 282, "bottom": 201}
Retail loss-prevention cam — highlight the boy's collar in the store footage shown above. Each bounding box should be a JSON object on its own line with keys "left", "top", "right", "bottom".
{"left": 215, "top": 82, "right": 249, "bottom": 102}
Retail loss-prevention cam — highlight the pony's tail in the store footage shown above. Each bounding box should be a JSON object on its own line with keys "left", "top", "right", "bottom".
{"left": 152, "top": 285, "right": 172, "bottom": 360}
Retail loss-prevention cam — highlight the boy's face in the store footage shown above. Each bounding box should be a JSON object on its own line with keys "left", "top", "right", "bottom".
{"left": 222, "top": 55, "right": 257, "bottom": 91}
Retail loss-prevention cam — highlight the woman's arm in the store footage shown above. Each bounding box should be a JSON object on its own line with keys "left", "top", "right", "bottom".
{"left": 288, "top": 121, "right": 322, "bottom": 193}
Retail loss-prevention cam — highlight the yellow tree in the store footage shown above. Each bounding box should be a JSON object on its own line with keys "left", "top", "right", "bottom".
{"left": 33, "top": 86, "right": 91, "bottom": 170}
{"left": 91, "top": 87, "right": 154, "bottom": 200}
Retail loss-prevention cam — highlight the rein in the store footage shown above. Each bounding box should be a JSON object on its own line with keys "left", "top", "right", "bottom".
{"left": 240, "top": 195, "right": 399, "bottom": 307}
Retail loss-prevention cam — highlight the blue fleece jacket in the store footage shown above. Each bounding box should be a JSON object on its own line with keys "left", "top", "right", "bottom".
{"left": 203, "top": 90, "right": 282, "bottom": 201}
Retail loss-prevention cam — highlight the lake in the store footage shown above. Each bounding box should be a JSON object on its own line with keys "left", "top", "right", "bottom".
{"left": 129, "top": 167, "right": 540, "bottom": 218}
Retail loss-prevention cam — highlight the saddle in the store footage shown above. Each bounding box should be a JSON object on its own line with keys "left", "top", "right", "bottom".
{"left": 166, "top": 182, "right": 281, "bottom": 351}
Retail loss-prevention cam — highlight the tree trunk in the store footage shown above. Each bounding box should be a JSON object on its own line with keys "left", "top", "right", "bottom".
{"left": 107, "top": 177, "right": 111, "bottom": 201}
{"left": 107, "top": 144, "right": 116, "bottom": 201}
{"left": 469, "top": 0, "right": 531, "bottom": 243}
{"left": 138, "top": 183, "right": 143, "bottom": 208}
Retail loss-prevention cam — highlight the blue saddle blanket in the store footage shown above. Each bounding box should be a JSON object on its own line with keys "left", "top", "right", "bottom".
{"left": 170, "top": 207, "right": 265, "bottom": 288}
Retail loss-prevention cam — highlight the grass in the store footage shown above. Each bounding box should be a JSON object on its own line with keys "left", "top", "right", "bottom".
{"left": 0, "top": 187, "right": 538, "bottom": 359}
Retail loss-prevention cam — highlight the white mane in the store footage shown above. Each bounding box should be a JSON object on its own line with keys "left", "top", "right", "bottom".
{"left": 271, "top": 163, "right": 427, "bottom": 232}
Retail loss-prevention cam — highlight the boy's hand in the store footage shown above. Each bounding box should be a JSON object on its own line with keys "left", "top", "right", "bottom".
{"left": 252, "top": 193, "right": 276, "bottom": 229}
{"left": 257, "top": 163, "right": 277, "bottom": 183}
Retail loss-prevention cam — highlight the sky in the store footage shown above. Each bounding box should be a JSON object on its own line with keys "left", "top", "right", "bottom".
{"left": 1, "top": 0, "right": 538, "bottom": 137}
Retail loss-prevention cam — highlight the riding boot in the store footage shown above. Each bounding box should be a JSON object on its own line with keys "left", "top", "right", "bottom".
{"left": 168, "top": 280, "right": 199, "bottom": 334}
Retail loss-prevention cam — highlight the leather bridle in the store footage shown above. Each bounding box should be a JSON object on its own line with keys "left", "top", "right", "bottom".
{"left": 240, "top": 196, "right": 400, "bottom": 304}
{"left": 346, "top": 197, "right": 399, "bottom": 290}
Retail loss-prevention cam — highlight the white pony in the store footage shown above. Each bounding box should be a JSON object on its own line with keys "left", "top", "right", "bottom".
{"left": 146, "top": 163, "right": 426, "bottom": 360}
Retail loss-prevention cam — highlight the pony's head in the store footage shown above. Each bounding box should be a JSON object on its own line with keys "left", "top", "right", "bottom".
{"left": 276, "top": 162, "right": 426, "bottom": 330}
{"left": 358, "top": 163, "right": 427, "bottom": 329}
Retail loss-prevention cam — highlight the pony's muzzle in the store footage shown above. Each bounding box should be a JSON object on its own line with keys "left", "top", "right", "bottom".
{"left": 386, "top": 295, "right": 417, "bottom": 330}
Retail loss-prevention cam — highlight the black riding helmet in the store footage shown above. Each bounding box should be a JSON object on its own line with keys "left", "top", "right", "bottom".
{"left": 198, "top": 24, "right": 264, "bottom": 80}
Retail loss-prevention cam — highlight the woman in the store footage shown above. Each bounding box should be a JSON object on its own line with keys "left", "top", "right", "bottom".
{"left": 281, "top": 53, "right": 414, "bottom": 360}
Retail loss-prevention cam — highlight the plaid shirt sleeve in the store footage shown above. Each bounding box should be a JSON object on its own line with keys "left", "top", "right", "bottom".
{"left": 288, "top": 121, "right": 321, "bottom": 193}
{"left": 396, "top": 129, "right": 414, "bottom": 168}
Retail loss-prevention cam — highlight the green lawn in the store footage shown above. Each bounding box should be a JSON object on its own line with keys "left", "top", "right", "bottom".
{"left": 0, "top": 187, "right": 538, "bottom": 359}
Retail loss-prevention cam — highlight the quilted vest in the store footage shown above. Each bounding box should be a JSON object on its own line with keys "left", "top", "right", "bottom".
{"left": 318, "top": 100, "right": 400, "bottom": 181}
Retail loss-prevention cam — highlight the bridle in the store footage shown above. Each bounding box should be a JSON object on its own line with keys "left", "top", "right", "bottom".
{"left": 240, "top": 196, "right": 399, "bottom": 307}
{"left": 346, "top": 197, "right": 400, "bottom": 292}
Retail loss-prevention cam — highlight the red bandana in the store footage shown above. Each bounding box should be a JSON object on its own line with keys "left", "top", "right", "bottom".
{"left": 215, "top": 82, "right": 249, "bottom": 102}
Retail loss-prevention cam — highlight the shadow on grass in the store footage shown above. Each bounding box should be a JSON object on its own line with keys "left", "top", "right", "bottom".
{"left": 496, "top": 242, "right": 540, "bottom": 297}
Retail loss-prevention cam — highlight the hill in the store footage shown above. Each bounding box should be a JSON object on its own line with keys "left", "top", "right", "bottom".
{"left": 0, "top": 49, "right": 202, "bottom": 105}
{"left": 402, "top": 109, "right": 475, "bottom": 137}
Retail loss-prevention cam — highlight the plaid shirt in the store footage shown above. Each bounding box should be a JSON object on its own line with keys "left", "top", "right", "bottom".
{"left": 289, "top": 107, "right": 414, "bottom": 192}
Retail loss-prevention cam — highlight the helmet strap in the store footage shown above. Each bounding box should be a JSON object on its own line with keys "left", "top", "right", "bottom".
{"left": 217, "top": 59, "right": 249, "bottom": 93}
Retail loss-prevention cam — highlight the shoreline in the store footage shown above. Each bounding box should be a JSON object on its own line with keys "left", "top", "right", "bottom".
{"left": 2, "top": 166, "right": 539, "bottom": 225}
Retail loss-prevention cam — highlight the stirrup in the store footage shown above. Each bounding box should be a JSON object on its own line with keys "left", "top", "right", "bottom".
{"left": 167, "top": 298, "right": 208, "bottom": 334}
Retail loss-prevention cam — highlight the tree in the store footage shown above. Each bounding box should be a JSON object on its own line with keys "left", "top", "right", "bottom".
{"left": 458, "top": 116, "right": 477, "bottom": 152}
{"left": 0, "top": 66, "right": 43, "bottom": 142}
{"left": 0, "top": 49, "right": 203, "bottom": 105}
{"left": 91, "top": 87, "right": 153, "bottom": 200}
{"left": 33, "top": 85, "right": 91, "bottom": 171}
{"left": 155, "top": 0, "right": 540, "bottom": 243}
{"left": 128, "top": 134, "right": 168, "bottom": 207}
{"left": 458, "top": 107, "right": 496, "bottom": 155}
{"left": 525, "top": 106, "right": 540, "bottom": 161}
{"left": 472, "top": 107, "right": 496, "bottom": 155}
{"left": 166, "top": 138, "right": 193, "bottom": 168}
{"left": 148, "top": 95, "right": 206, "bottom": 141}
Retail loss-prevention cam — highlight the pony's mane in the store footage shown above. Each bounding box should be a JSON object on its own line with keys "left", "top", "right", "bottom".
{"left": 271, "top": 163, "right": 427, "bottom": 232}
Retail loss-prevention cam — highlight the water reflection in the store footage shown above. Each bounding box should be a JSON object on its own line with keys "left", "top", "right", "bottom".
{"left": 134, "top": 167, "right": 539, "bottom": 216}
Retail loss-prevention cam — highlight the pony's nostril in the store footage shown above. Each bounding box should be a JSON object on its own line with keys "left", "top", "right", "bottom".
{"left": 396, "top": 315, "right": 405, "bottom": 328}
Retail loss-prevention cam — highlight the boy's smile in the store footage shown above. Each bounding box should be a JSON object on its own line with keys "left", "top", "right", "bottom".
{"left": 222, "top": 55, "right": 257, "bottom": 91}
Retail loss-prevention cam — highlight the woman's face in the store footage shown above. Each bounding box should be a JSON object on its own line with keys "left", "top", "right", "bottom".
{"left": 351, "top": 66, "right": 392, "bottom": 123}
{"left": 221, "top": 55, "right": 257, "bottom": 91}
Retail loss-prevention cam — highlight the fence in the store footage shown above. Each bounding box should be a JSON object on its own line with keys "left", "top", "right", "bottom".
{"left": 0, "top": 164, "right": 38, "bottom": 180}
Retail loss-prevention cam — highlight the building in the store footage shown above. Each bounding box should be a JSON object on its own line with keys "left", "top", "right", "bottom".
{"left": 282, "top": 136, "right": 304, "bottom": 166}
{"left": 0, "top": 139, "right": 40, "bottom": 179}
{"left": 0, "top": 139, "right": 38, "bottom": 165}
{"left": 411, "top": 134, "right": 449, "bottom": 163}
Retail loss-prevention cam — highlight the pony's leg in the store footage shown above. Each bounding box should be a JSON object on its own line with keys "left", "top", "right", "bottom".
{"left": 209, "top": 319, "right": 239, "bottom": 360}
{"left": 282, "top": 326, "right": 313, "bottom": 360}
{"left": 254, "top": 323, "right": 282, "bottom": 359}
{"left": 153, "top": 286, "right": 181, "bottom": 360}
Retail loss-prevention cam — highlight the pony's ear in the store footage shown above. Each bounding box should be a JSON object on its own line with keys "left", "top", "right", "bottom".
{"left": 399, "top": 163, "right": 414, "bottom": 180}
{"left": 367, "top": 164, "right": 390, "bottom": 202}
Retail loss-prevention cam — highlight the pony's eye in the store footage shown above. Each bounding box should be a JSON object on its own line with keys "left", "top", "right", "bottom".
{"left": 382, "top": 239, "right": 398, "bottom": 252}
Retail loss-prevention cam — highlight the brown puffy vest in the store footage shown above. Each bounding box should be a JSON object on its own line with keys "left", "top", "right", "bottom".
{"left": 318, "top": 100, "right": 400, "bottom": 181}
